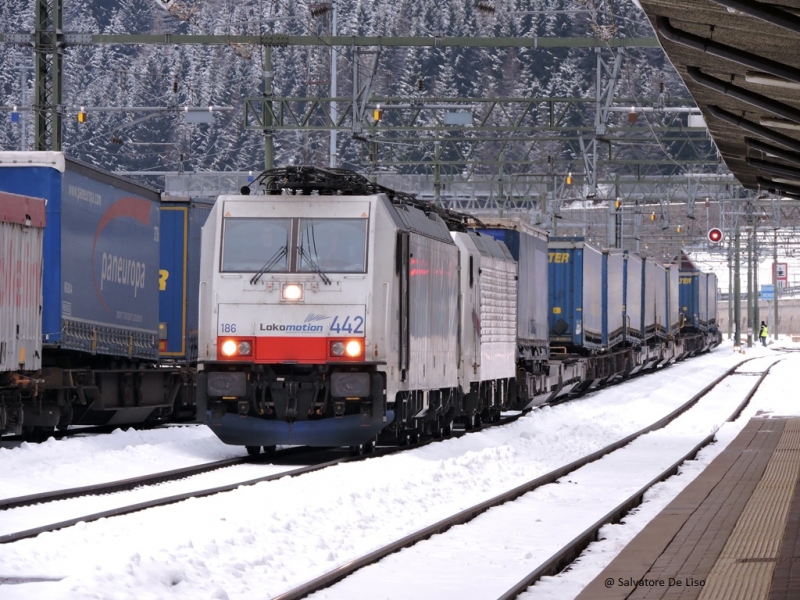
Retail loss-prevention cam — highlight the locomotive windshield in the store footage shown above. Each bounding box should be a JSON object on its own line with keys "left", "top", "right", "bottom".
{"left": 221, "top": 218, "right": 291, "bottom": 272}
{"left": 298, "top": 218, "right": 367, "bottom": 273}
{"left": 220, "top": 216, "right": 368, "bottom": 274}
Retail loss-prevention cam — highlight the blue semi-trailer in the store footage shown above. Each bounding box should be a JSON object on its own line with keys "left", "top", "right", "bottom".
{"left": 159, "top": 197, "right": 213, "bottom": 364}
{"left": 0, "top": 151, "right": 193, "bottom": 438}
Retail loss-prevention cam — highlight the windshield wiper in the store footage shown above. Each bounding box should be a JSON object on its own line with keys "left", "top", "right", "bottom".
{"left": 298, "top": 246, "right": 332, "bottom": 285}
{"left": 250, "top": 245, "right": 287, "bottom": 285}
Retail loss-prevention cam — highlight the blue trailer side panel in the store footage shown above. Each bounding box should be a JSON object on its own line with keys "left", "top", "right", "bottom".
{"left": 679, "top": 271, "right": 700, "bottom": 330}
{"left": 548, "top": 245, "right": 581, "bottom": 346}
{"left": 0, "top": 160, "right": 63, "bottom": 343}
{"left": 61, "top": 164, "right": 160, "bottom": 358}
{"left": 0, "top": 152, "right": 160, "bottom": 359}
{"left": 159, "top": 198, "right": 213, "bottom": 362}
{"left": 548, "top": 239, "right": 603, "bottom": 350}
{"left": 625, "top": 254, "right": 643, "bottom": 343}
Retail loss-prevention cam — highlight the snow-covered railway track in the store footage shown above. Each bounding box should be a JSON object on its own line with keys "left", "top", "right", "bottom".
{"left": 271, "top": 356, "right": 779, "bottom": 600}
{"left": 0, "top": 455, "right": 253, "bottom": 511}
{"left": 0, "top": 415, "right": 524, "bottom": 546}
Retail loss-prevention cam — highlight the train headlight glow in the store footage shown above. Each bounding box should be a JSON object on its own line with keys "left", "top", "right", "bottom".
{"left": 221, "top": 340, "right": 238, "bottom": 356}
{"left": 282, "top": 283, "right": 304, "bottom": 301}
{"left": 345, "top": 340, "right": 362, "bottom": 357}
{"left": 331, "top": 341, "right": 345, "bottom": 356}
{"left": 237, "top": 341, "right": 252, "bottom": 356}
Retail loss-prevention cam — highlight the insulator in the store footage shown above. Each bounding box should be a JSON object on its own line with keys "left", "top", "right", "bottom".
{"left": 310, "top": 3, "right": 331, "bottom": 17}
{"left": 416, "top": 79, "right": 424, "bottom": 91}
{"left": 173, "top": 80, "right": 178, "bottom": 93}
{"left": 476, "top": 1, "right": 495, "bottom": 13}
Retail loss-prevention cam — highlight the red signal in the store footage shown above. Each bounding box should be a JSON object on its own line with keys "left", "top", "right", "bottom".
{"left": 708, "top": 228, "right": 723, "bottom": 243}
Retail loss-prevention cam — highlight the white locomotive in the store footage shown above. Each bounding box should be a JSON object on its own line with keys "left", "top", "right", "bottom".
{"left": 197, "top": 167, "right": 517, "bottom": 454}
{"left": 196, "top": 167, "right": 723, "bottom": 454}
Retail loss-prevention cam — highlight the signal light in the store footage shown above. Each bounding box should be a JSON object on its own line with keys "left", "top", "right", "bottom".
{"left": 566, "top": 172, "right": 573, "bottom": 186}
{"left": 77, "top": 107, "right": 87, "bottom": 123}
{"left": 373, "top": 104, "right": 383, "bottom": 123}
{"left": 708, "top": 228, "right": 723, "bottom": 243}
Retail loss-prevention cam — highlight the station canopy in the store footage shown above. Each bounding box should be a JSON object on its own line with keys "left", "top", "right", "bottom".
{"left": 639, "top": 0, "right": 800, "bottom": 199}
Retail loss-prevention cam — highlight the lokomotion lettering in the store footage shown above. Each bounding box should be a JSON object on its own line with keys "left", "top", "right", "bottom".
{"left": 259, "top": 323, "right": 323, "bottom": 332}
{"left": 101, "top": 252, "right": 146, "bottom": 297}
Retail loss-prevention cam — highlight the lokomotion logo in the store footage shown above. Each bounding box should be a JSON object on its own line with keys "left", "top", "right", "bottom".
{"left": 259, "top": 312, "right": 331, "bottom": 333}
{"left": 91, "top": 197, "right": 154, "bottom": 313}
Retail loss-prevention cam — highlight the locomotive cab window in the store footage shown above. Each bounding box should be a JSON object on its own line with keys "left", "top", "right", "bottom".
{"left": 298, "top": 218, "right": 368, "bottom": 273}
{"left": 221, "top": 217, "right": 291, "bottom": 272}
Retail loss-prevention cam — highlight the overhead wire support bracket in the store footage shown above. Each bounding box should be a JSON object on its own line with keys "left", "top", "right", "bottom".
{"left": 351, "top": 47, "right": 381, "bottom": 137}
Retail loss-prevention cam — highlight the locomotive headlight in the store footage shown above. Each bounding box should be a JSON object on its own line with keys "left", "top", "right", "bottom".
{"left": 221, "top": 340, "right": 238, "bottom": 356}
{"left": 237, "top": 341, "right": 252, "bottom": 356}
{"left": 345, "top": 340, "right": 363, "bottom": 357}
{"left": 331, "top": 341, "right": 345, "bottom": 356}
{"left": 282, "top": 283, "right": 304, "bottom": 301}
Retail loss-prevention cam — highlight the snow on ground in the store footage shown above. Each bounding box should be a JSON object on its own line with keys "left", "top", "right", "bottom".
{"left": 310, "top": 354, "right": 778, "bottom": 599}
{"left": 0, "top": 426, "right": 247, "bottom": 500}
{"left": 0, "top": 341, "right": 795, "bottom": 599}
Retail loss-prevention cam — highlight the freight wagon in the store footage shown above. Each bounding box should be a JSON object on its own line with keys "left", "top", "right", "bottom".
{"left": 0, "top": 152, "right": 196, "bottom": 439}
{"left": 547, "top": 238, "right": 605, "bottom": 352}
{"left": 1, "top": 160, "right": 722, "bottom": 445}
{"left": 477, "top": 220, "right": 583, "bottom": 408}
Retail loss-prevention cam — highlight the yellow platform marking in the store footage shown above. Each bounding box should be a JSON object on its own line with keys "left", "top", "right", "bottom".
{"left": 699, "top": 420, "right": 800, "bottom": 600}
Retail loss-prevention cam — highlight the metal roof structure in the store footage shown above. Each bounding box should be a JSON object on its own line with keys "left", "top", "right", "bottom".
{"left": 638, "top": 0, "right": 800, "bottom": 199}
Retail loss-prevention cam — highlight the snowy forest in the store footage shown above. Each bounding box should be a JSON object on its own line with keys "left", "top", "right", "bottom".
{"left": 0, "top": 0, "right": 705, "bottom": 181}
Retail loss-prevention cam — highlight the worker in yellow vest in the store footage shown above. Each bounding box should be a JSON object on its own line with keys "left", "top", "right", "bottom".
{"left": 759, "top": 321, "right": 768, "bottom": 347}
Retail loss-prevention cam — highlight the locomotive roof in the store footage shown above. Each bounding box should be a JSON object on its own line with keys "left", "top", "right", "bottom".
{"left": 241, "top": 165, "right": 480, "bottom": 233}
